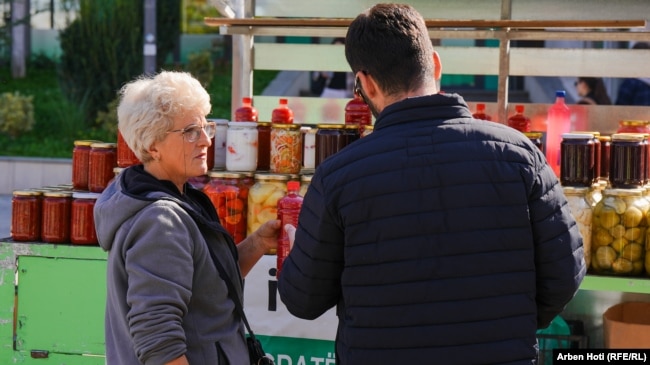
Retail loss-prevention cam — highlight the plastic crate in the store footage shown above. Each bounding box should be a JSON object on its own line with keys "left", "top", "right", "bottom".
{"left": 537, "top": 319, "right": 589, "bottom": 365}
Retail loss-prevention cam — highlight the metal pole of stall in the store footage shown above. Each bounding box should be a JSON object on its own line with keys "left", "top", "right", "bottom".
{"left": 143, "top": 0, "right": 157, "bottom": 75}
{"left": 231, "top": 0, "right": 254, "bottom": 120}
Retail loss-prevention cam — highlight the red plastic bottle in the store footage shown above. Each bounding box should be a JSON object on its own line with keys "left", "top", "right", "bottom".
{"left": 234, "top": 97, "right": 258, "bottom": 122}
{"left": 271, "top": 98, "right": 294, "bottom": 124}
{"left": 472, "top": 103, "right": 492, "bottom": 121}
{"left": 345, "top": 94, "right": 372, "bottom": 133}
{"left": 276, "top": 180, "right": 303, "bottom": 278}
{"left": 546, "top": 90, "right": 571, "bottom": 177}
{"left": 507, "top": 105, "right": 531, "bottom": 133}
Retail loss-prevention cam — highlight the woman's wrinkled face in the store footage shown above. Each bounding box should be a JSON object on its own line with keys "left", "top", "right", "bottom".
{"left": 155, "top": 111, "right": 212, "bottom": 188}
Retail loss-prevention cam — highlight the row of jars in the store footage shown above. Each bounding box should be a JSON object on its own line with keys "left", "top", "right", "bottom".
{"left": 10, "top": 187, "right": 99, "bottom": 245}
{"left": 564, "top": 183, "right": 650, "bottom": 277}
{"left": 202, "top": 171, "right": 312, "bottom": 253}
{"left": 222, "top": 121, "right": 373, "bottom": 173}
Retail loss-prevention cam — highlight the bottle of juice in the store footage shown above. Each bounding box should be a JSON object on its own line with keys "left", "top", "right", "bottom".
{"left": 345, "top": 94, "right": 372, "bottom": 133}
{"left": 546, "top": 90, "right": 571, "bottom": 177}
{"left": 276, "top": 180, "right": 303, "bottom": 278}
{"left": 234, "top": 97, "right": 258, "bottom": 122}
{"left": 271, "top": 98, "right": 294, "bottom": 124}
{"left": 472, "top": 103, "right": 492, "bottom": 121}
{"left": 507, "top": 105, "right": 531, "bottom": 133}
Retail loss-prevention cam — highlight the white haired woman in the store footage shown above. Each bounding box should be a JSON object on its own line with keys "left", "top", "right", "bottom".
{"left": 94, "top": 70, "right": 280, "bottom": 365}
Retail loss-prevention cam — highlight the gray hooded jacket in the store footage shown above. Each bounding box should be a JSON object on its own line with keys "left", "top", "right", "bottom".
{"left": 94, "top": 165, "right": 248, "bottom": 364}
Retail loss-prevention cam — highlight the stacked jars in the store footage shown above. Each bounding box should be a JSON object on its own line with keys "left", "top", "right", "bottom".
{"left": 560, "top": 133, "right": 596, "bottom": 187}
{"left": 11, "top": 190, "right": 43, "bottom": 242}
{"left": 88, "top": 142, "right": 117, "bottom": 193}
{"left": 271, "top": 123, "right": 302, "bottom": 174}
{"left": 204, "top": 171, "right": 249, "bottom": 244}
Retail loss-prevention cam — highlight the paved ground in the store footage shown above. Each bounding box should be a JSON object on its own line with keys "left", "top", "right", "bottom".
{"left": 0, "top": 195, "right": 11, "bottom": 238}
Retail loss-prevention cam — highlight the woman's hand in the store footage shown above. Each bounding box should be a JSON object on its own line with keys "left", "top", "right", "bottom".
{"left": 237, "top": 219, "right": 281, "bottom": 276}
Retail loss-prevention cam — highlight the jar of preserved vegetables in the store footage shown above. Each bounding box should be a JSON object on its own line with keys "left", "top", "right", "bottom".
{"left": 299, "top": 174, "right": 312, "bottom": 197}
{"left": 302, "top": 126, "right": 317, "bottom": 169}
{"left": 591, "top": 188, "right": 648, "bottom": 276}
{"left": 523, "top": 132, "right": 544, "bottom": 153}
{"left": 598, "top": 135, "right": 611, "bottom": 183}
{"left": 88, "top": 142, "right": 117, "bottom": 193}
{"left": 560, "top": 133, "right": 595, "bottom": 187}
{"left": 610, "top": 133, "right": 646, "bottom": 189}
{"left": 11, "top": 190, "right": 42, "bottom": 242}
{"left": 247, "top": 173, "right": 290, "bottom": 253}
{"left": 226, "top": 122, "right": 258, "bottom": 172}
{"left": 270, "top": 123, "right": 302, "bottom": 174}
{"left": 70, "top": 192, "right": 100, "bottom": 245}
{"left": 204, "top": 171, "right": 249, "bottom": 244}
{"left": 563, "top": 186, "right": 593, "bottom": 270}
{"left": 41, "top": 190, "right": 73, "bottom": 243}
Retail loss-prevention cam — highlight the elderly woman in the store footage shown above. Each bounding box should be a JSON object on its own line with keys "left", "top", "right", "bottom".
{"left": 94, "top": 71, "right": 280, "bottom": 365}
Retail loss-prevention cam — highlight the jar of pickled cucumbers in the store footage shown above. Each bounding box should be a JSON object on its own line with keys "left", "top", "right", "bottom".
{"left": 563, "top": 186, "right": 594, "bottom": 269}
{"left": 204, "top": 171, "right": 248, "bottom": 244}
{"left": 591, "top": 188, "right": 649, "bottom": 276}
{"left": 247, "top": 173, "right": 290, "bottom": 253}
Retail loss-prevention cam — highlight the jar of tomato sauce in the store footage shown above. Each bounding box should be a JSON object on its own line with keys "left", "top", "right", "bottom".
{"left": 117, "top": 130, "right": 140, "bottom": 168}
{"left": 70, "top": 192, "right": 100, "bottom": 245}
{"left": 88, "top": 142, "right": 117, "bottom": 193}
{"left": 72, "top": 140, "right": 100, "bottom": 191}
{"left": 41, "top": 191, "right": 73, "bottom": 243}
{"left": 11, "top": 190, "right": 43, "bottom": 242}
{"left": 204, "top": 171, "right": 249, "bottom": 244}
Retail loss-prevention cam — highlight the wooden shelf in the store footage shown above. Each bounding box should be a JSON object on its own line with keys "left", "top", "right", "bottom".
{"left": 580, "top": 275, "right": 650, "bottom": 295}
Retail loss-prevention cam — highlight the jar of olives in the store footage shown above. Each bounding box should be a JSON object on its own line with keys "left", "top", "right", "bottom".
{"left": 563, "top": 186, "right": 594, "bottom": 269}
{"left": 591, "top": 188, "right": 649, "bottom": 276}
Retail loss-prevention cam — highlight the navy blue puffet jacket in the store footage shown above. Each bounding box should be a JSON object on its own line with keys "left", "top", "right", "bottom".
{"left": 278, "top": 93, "right": 586, "bottom": 365}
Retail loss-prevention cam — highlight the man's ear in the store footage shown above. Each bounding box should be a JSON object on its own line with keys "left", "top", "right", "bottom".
{"left": 433, "top": 51, "right": 442, "bottom": 81}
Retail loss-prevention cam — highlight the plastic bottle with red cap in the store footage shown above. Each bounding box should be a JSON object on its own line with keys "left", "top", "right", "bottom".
{"left": 507, "top": 105, "right": 531, "bottom": 133}
{"left": 271, "top": 98, "right": 294, "bottom": 124}
{"left": 345, "top": 94, "right": 372, "bottom": 133}
{"left": 472, "top": 103, "right": 492, "bottom": 121}
{"left": 234, "top": 97, "right": 258, "bottom": 122}
{"left": 276, "top": 180, "right": 303, "bottom": 278}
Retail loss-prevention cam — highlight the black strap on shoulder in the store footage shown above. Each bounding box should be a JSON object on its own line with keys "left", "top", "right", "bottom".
{"left": 205, "top": 241, "right": 258, "bottom": 340}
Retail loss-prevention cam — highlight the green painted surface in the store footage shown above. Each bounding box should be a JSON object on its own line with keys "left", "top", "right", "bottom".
{"left": 0, "top": 242, "right": 107, "bottom": 363}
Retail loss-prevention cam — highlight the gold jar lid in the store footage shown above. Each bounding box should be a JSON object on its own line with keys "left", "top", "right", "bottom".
{"left": 253, "top": 172, "right": 290, "bottom": 182}
{"left": 208, "top": 171, "right": 244, "bottom": 179}
{"left": 562, "top": 186, "right": 590, "bottom": 195}
{"left": 344, "top": 124, "right": 360, "bottom": 129}
{"left": 257, "top": 121, "right": 272, "bottom": 127}
{"left": 619, "top": 120, "right": 649, "bottom": 127}
{"left": 271, "top": 123, "right": 300, "bottom": 130}
{"left": 317, "top": 123, "right": 344, "bottom": 129}
{"left": 612, "top": 133, "right": 645, "bottom": 142}
{"left": 12, "top": 190, "right": 43, "bottom": 197}
{"left": 74, "top": 139, "right": 101, "bottom": 147}
{"left": 598, "top": 135, "right": 611, "bottom": 142}
{"left": 363, "top": 125, "right": 374, "bottom": 130}
{"left": 523, "top": 132, "right": 542, "bottom": 139}
{"left": 90, "top": 142, "right": 117, "bottom": 149}
{"left": 603, "top": 188, "right": 644, "bottom": 196}
{"left": 43, "top": 191, "right": 73, "bottom": 198}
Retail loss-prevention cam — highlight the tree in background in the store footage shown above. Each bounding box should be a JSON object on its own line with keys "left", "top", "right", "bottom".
{"left": 58, "top": 0, "right": 181, "bottom": 126}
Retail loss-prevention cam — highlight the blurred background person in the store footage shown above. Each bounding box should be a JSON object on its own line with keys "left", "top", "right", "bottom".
{"left": 615, "top": 42, "right": 650, "bottom": 106}
{"left": 575, "top": 77, "right": 612, "bottom": 105}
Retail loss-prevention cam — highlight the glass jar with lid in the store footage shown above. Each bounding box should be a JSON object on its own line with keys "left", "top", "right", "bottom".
{"left": 342, "top": 123, "right": 361, "bottom": 147}
{"left": 257, "top": 121, "right": 272, "bottom": 171}
{"left": 117, "top": 130, "right": 140, "bottom": 168}
{"left": 300, "top": 174, "right": 312, "bottom": 197}
{"left": 560, "top": 132, "right": 595, "bottom": 187}
{"left": 610, "top": 133, "right": 646, "bottom": 189}
{"left": 226, "top": 121, "right": 258, "bottom": 172}
{"left": 72, "top": 139, "right": 100, "bottom": 191}
{"left": 247, "top": 173, "right": 290, "bottom": 253}
{"left": 302, "top": 126, "right": 317, "bottom": 170}
{"left": 617, "top": 120, "right": 650, "bottom": 134}
{"left": 88, "top": 142, "right": 117, "bottom": 193}
{"left": 523, "top": 132, "right": 544, "bottom": 153}
{"left": 563, "top": 186, "right": 594, "bottom": 270}
{"left": 70, "top": 192, "right": 100, "bottom": 245}
{"left": 270, "top": 123, "right": 302, "bottom": 174}
{"left": 11, "top": 190, "right": 43, "bottom": 242}
{"left": 41, "top": 190, "right": 73, "bottom": 243}
{"left": 591, "top": 188, "right": 648, "bottom": 276}
{"left": 204, "top": 171, "right": 249, "bottom": 244}
{"left": 315, "top": 124, "right": 345, "bottom": 168}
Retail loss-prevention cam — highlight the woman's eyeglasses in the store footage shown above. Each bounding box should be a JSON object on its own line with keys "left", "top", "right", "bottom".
{"left": 167, "top": 122, "right": 216, "bottom": 143}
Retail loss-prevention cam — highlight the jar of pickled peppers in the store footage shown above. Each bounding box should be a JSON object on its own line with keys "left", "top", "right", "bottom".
{"left": 205, "top": 171, "right": 249, "bottom": 244}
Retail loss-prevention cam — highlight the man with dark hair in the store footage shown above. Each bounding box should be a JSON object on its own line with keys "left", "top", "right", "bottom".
{"left": 616, "top": 42, "right": 650, "bottom": 106}
{"left": 278, "top": 3, "right": 585, "bottom": 364}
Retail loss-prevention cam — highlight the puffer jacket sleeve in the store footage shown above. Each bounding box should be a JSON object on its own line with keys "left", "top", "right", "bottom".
{"left": 278, "top": 171, "right": 344, "bottom": 320}
{"left": 529, "top": 152, "right": 586, "bottom": 329}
